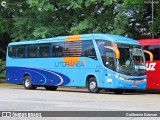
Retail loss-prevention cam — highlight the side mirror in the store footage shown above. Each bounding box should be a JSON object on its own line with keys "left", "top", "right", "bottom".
{"left": 104, "top": 46, "right": 120, "bottom": 59}
{"left": 143, "top": 50, "right": 153, "bottom": 62}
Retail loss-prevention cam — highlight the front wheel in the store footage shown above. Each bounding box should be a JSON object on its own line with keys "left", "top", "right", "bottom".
{"left": 88, "top": 77, "right": 100, "bottom": 93}
{"left": 23, "top": 76, "right": 37, "bottom": 90}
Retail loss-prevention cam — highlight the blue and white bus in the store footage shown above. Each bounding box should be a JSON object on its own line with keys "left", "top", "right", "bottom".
{"left": 6, "top": 34, "right": 149, "bottom": 94}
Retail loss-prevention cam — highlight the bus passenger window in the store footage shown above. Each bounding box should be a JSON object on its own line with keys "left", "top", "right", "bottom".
{"left": 17, "top": 47, "right": 26, "bottom": 58}
{"left": 39, "top": 45, "right": 50, "bottom": 58}
{"left": 81, "top": 41, "right": 97, "bottom": 59}
{"left": 65, "top": 41, "right": 82, "bottom": 57}
{"left": 27, "top": 45, "right": 38, "bottom": 58}
{"left": 8, "top": 46, "right": 16, "bottom": 58}
{"left": 52, "top": 42, "right": 64, "bottom": 57}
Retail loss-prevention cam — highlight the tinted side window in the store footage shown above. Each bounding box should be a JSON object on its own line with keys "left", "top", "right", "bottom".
{"left": 17, "top": 46, "right": 26, "bottom": 58}
{"left": 27, "top": 45, "right": 38, "bottom": 58}
{"left": 96, "top": 40, "right": 114, "bottom": 70}
{"left": 65, "top": 41, "right": 82, "bottom": 57}
{"left": 39, "top": 44, "right": 50, "bottom": 58}
{"left": 143, "top": 45, "right": 160, "bottom": 60}
{"left": 81, "top": 41, "right": 96, "bottom": 59}
{"left": 52, "top": 42, "right": 64, "bottom": 57}
{"left": 8, "top": 46, "right": 17, "bottom": 58}
{"left": 96, "top": 40, "right": 112, "bottom": 56}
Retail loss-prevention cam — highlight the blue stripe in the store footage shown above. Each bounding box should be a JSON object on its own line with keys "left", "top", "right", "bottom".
{"left": 6, "top": 67, "right": 70, "bottom": 86}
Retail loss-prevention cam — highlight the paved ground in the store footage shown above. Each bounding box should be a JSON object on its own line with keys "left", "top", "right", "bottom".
{"left": 0, "top": 84, "right": 160, "bottom": 120}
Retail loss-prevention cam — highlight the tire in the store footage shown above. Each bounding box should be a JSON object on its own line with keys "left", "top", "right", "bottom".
{"left": 114, "top": 89, "right": 123, "bottom": 94}
{"left": 23, "top": 76, "right": 37, "bottom": 90}
{"left": 45, "top": 86, "right": 58, "bottom": 91}
{"left": 88, "top": 77, "right": 100, "bottom": 93}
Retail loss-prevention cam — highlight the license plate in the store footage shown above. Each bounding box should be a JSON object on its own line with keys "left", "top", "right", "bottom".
{"left": 132, "top": 84, "right": 137, "bottom": 88}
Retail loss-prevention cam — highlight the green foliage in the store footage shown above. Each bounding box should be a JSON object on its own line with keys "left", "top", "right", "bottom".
{"left": 0, "top": 60, "right": 5, "bottom": 79}
{"left": 0, "top": 72, "right": 5, "bottom": 79}
{"left": 0, "top": 0, "right": 160, "bottom": 43}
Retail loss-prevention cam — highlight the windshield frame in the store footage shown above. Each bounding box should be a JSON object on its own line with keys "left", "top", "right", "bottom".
{"left": 117, "top": 43, "right": 146, "bottom": 76}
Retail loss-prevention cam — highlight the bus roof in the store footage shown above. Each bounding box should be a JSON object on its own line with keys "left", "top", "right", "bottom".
{"left": 8, "top": 33, "right": 139, "bottom": 46}
{"left": 137, "top": 38, "right": 160, "bottom": 46}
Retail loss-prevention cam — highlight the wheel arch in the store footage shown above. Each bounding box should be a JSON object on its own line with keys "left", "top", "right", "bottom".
{"left": 86, "top": 74, "right": 98, "bottom": 88}
{"left": 22, "top": 73, "right": 31, "bottom": 83}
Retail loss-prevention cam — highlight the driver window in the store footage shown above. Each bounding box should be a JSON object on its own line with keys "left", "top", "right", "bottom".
{"left": 105, "top": 48, "right": 114, "bottom": 70}
{"left": 96, "top": 40, "right": 115, "bottom": 70}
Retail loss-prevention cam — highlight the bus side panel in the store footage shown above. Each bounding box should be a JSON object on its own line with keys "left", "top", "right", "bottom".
{"left": 6, "top": 66, "right": 71, "bottom": 86}
{"left": 6, "top": 67, "right": 24, "bottom": 84}
{"left": 146, "top": 61, "right": 160, "bottom": 89}
{"left": 99, "top": 69, "right": 116, "bottom": 89}
{"left": 80, "top": 57, "right": 108, "bottom": 88}
{"left": 63, "top": 69, "right": 80, "bottom": 86}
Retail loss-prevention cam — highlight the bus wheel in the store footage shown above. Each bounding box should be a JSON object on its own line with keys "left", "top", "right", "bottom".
{"left": 114, "top": 89, "right": 123, "bottom": 94}
{"left": 88, "top": 77, "right": 100, "bottom": 93}
{"left": 23, "top": 76, "right": 37, "bottom": 90}
{"left": 45, "top": 86, "right": 58, "bottom": 91}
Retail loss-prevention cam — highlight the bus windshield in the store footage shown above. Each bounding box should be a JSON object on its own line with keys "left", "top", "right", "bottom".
{"left": 117, "top": 43, "right": 146, "bottom": 76}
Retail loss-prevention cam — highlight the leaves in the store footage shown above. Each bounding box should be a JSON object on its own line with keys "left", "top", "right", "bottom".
{"left": 33, "top": 27, "right": 49, "bottom": 39}
{"left": 0, "top": 0, "right": 160, "bottom": 42}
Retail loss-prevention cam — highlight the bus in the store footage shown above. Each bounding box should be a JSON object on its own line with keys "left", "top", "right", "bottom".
{"left": 137, "top": 38, "right": 160, "bottom": 90}
{"left": 6, "top": 34, "right": 151, "bottom": 94}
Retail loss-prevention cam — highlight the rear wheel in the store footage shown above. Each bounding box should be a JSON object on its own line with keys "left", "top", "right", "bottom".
{"left": 45, "top": 86, "right": 58, "bottom": 91}
{"left": 23, "top": 76, "right": 37, "bottom": 90}
{"left": 88, "top": 77, "right": 100, "bottom": 93}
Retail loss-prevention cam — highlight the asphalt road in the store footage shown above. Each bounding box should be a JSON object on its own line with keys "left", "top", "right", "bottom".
{"left": 0, "top": 85, "right": 160, "bottom": 120}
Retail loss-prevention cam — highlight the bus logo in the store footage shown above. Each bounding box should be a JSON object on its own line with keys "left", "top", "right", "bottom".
{"left": 146, "top": 63, "right": 156, "bottom": 71}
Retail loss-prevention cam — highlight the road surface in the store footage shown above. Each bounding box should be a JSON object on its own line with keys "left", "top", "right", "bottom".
{"left": 0, "top": 84, "right": 160, "bottom": 120}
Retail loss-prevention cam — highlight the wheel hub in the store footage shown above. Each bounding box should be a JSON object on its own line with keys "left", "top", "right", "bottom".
{"left": 25, "top": 79, "right": 30, "bottom": 87}
{"left": 90, "top": 82, "right": 96, "bottom": 91}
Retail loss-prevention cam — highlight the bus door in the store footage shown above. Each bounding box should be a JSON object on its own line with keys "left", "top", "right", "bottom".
{"left": 98, "top": 42, "right": 117, "bottom": 88}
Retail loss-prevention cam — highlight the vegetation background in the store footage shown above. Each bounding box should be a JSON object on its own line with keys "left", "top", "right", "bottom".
{"left": 0, "top": 0, "right": 160, "bottom": 79}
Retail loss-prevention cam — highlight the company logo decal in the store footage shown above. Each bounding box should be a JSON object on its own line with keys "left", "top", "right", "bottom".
{"left": 146, "top": 63, "right": 156, "bottom": 71}
{"left": 55, "top": 60, "right": 86, "bottom": 67}
{"left": 62, "top": 35, "right": 82, "bottom": 67}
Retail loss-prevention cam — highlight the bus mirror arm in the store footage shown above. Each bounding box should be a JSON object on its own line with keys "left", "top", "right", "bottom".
{"left": 104, "top": 46, "right": 120, "bottom": 60}
{"left": 143, "top": 50, "right": 153, "bottom": 62}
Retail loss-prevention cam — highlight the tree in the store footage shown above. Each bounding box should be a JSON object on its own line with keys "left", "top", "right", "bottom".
{"left": 0, "top": 0, "right": 160, "bottom": 47}
{"left": 122, "top": 0, "right": 160, "bottom": 39}
{"left": 0, "top": 0, "right": 129, "bottom": 42}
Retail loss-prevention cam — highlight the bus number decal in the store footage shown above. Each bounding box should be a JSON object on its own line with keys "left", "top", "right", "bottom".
{"left": 146, "top": 63, "right": 156, "bottom": 71}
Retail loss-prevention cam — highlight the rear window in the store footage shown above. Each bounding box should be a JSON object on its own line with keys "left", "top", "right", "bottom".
{"left": 8, "top": 46, "right": 16, "bottom": 58}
